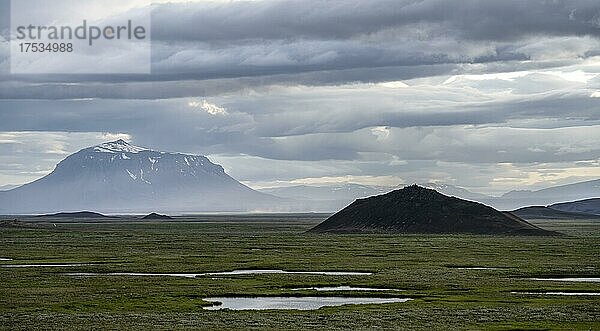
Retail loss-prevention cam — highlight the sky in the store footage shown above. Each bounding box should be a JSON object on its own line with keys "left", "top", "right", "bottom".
{"left": 0, "top": 0, "right": 599, "bottom": 195}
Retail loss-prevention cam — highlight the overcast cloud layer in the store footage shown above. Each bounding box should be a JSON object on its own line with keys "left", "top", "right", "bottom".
{"left": 0, "top": 0, "right": 599, "bottom": 195}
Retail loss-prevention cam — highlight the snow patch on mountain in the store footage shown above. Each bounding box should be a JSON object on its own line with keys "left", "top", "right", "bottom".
{"left": 126, "top": 169, "right": 137, "bottom": 180}
{"left": 94, "top": 139, "right": 147, "bottom": 154}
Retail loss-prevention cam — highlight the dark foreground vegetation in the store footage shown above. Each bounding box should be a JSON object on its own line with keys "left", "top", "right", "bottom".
{"left": 0, "top": 214, "right": 598, "bottom": 330}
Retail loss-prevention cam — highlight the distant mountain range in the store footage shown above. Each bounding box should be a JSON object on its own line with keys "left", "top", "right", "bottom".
{"left": 35, "top": 211, "right": 116, "bottom": 219}
{"left": 258, "top": 182, "right": 493, "bottom": 211}
{"left": 309, "top": 185, "right": 558, "bottom": 236}
{"left": 260, "top": 180, "right": 600, "bottom": 211}
{"left": 550, "top": 198, "right": 600, "bottom": 216}
{"left": 258, "top": 184, "right": 391, "bottom": 211}
{"left": 511, "top": 206, "right": 600, "bottom": 220}
{"left": 492, "top": 179, "right": 600, "bottom": 210}
{"left": 422, "top": 181, "right": 600, "bottom": 211}
{"left": 0, "top": 139, "right": 597, "bottom": 214}
{"left": 259, "top": 183, "right": 390, "bottom": 201}
{"left": 0, "top": 140, "right": 278, "bottom": 214}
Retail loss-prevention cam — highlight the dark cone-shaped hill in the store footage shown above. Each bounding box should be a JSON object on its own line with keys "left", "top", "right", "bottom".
{"left": 309, "top": 185, "right": 559, "bottom": 236}
{"left": 142, "top": 213, "right": 173, "bottom": 220}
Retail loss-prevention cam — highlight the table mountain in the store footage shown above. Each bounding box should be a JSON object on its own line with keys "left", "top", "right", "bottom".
{"left": 0, "top": 140, "right": 278, "bottom": 214}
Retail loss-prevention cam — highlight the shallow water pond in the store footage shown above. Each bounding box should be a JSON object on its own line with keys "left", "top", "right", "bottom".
{"left": 203, "top": 297, "right": 412, "bottom": 310}
{"left": 208, "top": 270, "right": 372, "bottom": 276}
{"left": 291, "top": 286, "right": 401, "bottom": 292}
{"left": 512, "top": 291, "right": 600, "bottom": 296}
{"left": 531, "top": 277, "right": 600, "bottom": 282}
{"left": 3, "top": 263, "right": 95, "bottom": 268}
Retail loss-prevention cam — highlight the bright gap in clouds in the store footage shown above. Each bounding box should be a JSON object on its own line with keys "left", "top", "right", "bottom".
{"left": 188, "top": 99, "right": 228, "bottom": 115}
{"left": 442, "top": 70, "right": 598, "bottom": 85}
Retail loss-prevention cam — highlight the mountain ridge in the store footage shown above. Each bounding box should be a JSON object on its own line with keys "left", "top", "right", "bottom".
{"left": 550, "top": 198, "right": 600, "bottom": 216}
{"left": 511, "top": 206, "right": 600, "bottom": 220}
{"left": 262, "top": 179, "right": 600, "bottom": 211}
{"left": 494, "top": 179, "right": 600, "bottom": 210}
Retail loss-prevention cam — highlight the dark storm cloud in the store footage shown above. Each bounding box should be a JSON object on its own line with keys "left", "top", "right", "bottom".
{"left": 1, "top": 0, "right": 599, "bottom": 98}
{"left": 0, "top": 81, "right": 598, "bottom": 162}
{"left": 145, "top": 0, "right": 599, "bottom": 79}
{"left": 0, "top": 59, "right": 587, "bottom": 100}
{"left": 151, "top": 0, "right": 600, "bottom": 42}
{"left": 0, "top": 64, "right": 457, "bottom": 99}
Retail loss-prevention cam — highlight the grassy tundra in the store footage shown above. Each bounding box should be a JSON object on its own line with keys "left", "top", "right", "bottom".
{"left": 1, "top": 215, "right": 599, "bottom": 330}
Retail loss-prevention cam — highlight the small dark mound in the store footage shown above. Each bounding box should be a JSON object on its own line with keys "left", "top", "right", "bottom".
{"left": 511, "top": 206, "right": 600, "bottom": 220}
{"left": 309, "top": 185, "right": 559, "bottom": 236}
{"left": 142, "top": 213, "right": 173, "bottom": 220}
{"left": 35, "top": 211, "right": 116, "bottom": 218}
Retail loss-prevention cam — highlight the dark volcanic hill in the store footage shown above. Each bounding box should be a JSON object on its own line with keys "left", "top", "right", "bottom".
{"left": 142, "top": 213, "right": 173, "bottom": 220}
{"left": 309, "top": 185, "right": 558, "bottom": 235}
{"left": 511, "top": 206, "right": 600, "bottom": 220}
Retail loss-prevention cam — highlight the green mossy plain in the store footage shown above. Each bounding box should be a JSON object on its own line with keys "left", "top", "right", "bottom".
{"left": 1, "top": 215, "right": 598, "bottom": 330}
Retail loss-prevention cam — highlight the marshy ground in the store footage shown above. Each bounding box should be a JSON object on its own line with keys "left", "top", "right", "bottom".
{"left": 0, "top": 214, "right": 598, "bottom": 330}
